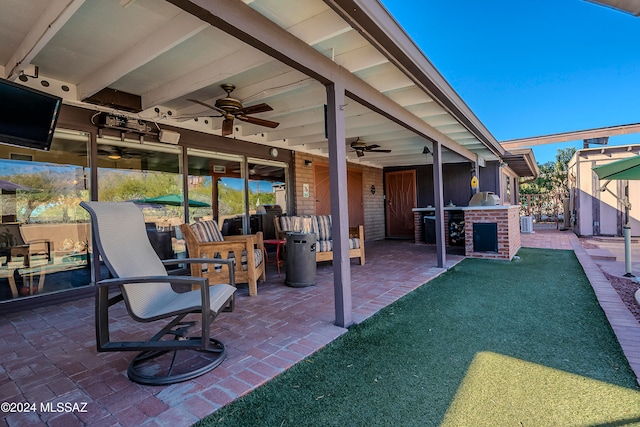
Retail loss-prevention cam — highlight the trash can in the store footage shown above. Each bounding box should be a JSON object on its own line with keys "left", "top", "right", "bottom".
{"left": 423, "top": 216, "right": 436, "bottom": 244}
{"left": 285, "top": 232, "right": 317, "bottom": 287}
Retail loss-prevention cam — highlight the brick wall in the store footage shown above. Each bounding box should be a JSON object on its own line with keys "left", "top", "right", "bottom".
{"left": 293, "top": 153, "right": 316, "bottom": 215}
{"left": 291, "top": 152, "right": 384, "bottom": 241}
{"left": 463, "top": 206, "right": 521, "bottom": 260}
{"left": 414, "top": 206, "right": 521, "bottom": 260}
{"left": 414, "top": 211, "right": 422, "bottom": 243}
{"left": 362, "top": 166, "right": 384, "bottom": 241}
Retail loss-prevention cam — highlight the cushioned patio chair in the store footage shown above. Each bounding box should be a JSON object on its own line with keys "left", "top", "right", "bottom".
{"left": 0, "top": 223, "right": 51, "bottom": 267}
{"left": 80, "top": 201, "right": 236, "bottom": 386}
{"left": 180, "top": 220, "right": 265, "bottom": 296}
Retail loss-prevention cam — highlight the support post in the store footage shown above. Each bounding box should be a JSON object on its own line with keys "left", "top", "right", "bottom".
{"left": 326, "top": 81, "right": 353, "bottom": 328}
{"left": 432, "top": 141, "right": 446, "bottom": 268}
{"left": 471, "top": 159, "right": 479, "bottom": 195}
{"left": 600, "top": 180, "right": 634, "bottom": 277}
{"left": 624, "top": 184, "right": 634, "bottom": 277}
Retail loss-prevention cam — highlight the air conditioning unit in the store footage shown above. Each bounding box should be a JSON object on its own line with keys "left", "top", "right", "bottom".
{"left": 520, "top": 216, "right": 534, "bottom": 234}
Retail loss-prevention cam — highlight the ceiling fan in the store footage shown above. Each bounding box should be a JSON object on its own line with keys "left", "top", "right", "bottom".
{"left": 349, "top": 138, "right": 392, "bottom": 157}
{"left": 97, "top": 146, "right": 143, "bottom": 160}
{"left": 188, "top": 84, "right": 280, "bottom": 136}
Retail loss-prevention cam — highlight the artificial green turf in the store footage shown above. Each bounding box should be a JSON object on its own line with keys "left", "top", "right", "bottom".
{"left": 196, "top": 248, "right": 640, "bottom": 427}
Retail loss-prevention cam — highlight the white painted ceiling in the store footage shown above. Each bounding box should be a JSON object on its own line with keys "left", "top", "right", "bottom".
{"left": 0, "top": 0, "right": 519, "bottom": 171}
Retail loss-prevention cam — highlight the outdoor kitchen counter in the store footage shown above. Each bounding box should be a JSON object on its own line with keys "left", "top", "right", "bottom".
{"left": 412, "top": 205, "right": 521, "bottom": 260}
{"left": 412, "top": 205, "right": 515, "bottom": 211}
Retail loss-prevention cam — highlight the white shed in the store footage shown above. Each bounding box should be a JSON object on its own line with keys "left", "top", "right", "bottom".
{"left": 568, "top": 145, "right": 640, "bottom": 236}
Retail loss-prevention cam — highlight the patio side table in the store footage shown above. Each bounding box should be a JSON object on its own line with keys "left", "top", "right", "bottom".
{"left": 263, "top": 239, "right": 286, "bottom": 276}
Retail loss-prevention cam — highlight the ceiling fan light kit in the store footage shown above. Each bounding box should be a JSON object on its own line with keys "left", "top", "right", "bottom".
{"left": 349, "top": 137, "right": 391, "bottom": 157}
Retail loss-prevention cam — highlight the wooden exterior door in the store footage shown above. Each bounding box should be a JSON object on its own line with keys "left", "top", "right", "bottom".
{"left": 385, "top": 170, "right": 417, "bottom": 238}
{"left": 347, "top": 169, "right": 364, "bottom": 227}
{"left": 314, "top": 163, "right": 363, "bottom": 227}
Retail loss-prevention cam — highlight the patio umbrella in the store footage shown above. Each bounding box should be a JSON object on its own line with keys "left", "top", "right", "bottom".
{"left": 135, "top": 194, "right": 211, "bottom": 207}
{"left": 0, "top": 180, "right": 32, "bottom": 192}
{"left": 592, "top": 155, "right": 640, "bottom": 181}
{"left": 592, "top": 155, "right": 640, "bottom": 277}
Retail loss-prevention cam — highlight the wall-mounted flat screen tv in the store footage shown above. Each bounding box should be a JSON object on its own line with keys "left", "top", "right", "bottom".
{"left": 0, "top": 78, "right": 62, "bottom": 151}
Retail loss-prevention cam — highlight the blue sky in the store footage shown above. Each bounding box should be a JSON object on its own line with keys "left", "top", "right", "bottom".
{"left": 380, "top": 0, "right": 640, "bottom": 164}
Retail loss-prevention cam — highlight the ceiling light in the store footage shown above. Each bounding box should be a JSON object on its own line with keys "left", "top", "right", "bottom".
{"left": 108, "top": 153, "right": 121, "bottom": 160}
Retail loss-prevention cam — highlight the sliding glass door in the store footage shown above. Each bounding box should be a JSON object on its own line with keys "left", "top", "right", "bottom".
{"left": 186, "top": 148, "right": 245, "bottom": 233}
{"left": 0, "top": 129, "right": 91, "bottom": 303}
{"left": 96, "top": 138, "right": 183, "bottom": 260}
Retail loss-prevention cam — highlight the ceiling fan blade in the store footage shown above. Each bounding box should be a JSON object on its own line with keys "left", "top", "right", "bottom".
{"left": 237, "top": 115, "right": 280, "bottom": 128}
{"left": 368, "top": 149, "right": 392, "bottom": 153}
{"left": 365, "top": 144, "right": 381, "bottom": 150}
{"left": 188, "top": 98, "right": 227, "bottom": 115}
{"left": 222, "top": 118, "right": 234, "bottom": 136}
{"left": 355, "top": 149, "right": 365, "bottom": 157}
{"left": 238, "top": 103, "right": 273, "bottom": 115}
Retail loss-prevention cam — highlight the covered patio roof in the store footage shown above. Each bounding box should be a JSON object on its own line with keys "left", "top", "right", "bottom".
{"left": 0, "top": 0, "right": 537, "bottom": 175}
{"left": 586, "top": 0, "right": 640, "bottom": 16}
{"left": 0, "top": 0, "right": 540, "bottom": 327}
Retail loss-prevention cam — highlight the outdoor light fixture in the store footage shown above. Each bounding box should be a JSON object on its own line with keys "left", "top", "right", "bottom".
{"left": 17, "top": 64, "right": 38, "bottom": 82}
{"left": 304, "top": 159, "right": 312, "bottom": 166}
{"left": 158, "top": 129, "right": 181, "bottom": 144}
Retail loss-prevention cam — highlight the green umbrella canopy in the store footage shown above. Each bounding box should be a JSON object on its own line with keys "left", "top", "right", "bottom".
{"left": 592, "top": 155, "right": 640, "bottom": 181}
{"left": 135, "top": 194, "right": 210, "bottom": 207}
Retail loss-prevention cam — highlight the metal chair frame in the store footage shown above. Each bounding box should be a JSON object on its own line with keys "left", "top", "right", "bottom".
{"left": 82, "top": 201, "right": 236, "bottom": 385}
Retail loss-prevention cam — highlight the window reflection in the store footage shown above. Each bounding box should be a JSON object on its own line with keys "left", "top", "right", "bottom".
{"left": 246, "top": 159, "right": 287, "bottom": 240}
{"left": 0, "top": 131, "right": 290, "bottom": 304}
{"left": 185, "top": 151, "right": 287, "bottom": 239}
{"left": 96, "top": 139, "right": 184, "bottom": 261}
{"left": 186, "top": 149, "right": 244, "bottom": 233}
{"left": 0, "top": 129, "right": 90, "bottom": 302}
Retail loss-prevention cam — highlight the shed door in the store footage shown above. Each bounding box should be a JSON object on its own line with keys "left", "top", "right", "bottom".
{"left": 385, "top": 170, "right": 416, "bottom": 238}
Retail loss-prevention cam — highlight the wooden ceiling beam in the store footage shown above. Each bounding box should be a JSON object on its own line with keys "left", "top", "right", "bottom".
{"left": 166, "top": 0, "right": 480, "bottom": 162}
{"left": 78, "top": 11, "right": 208, "bottom": 100}
{"left": 501, "top": 123, "right": 640, "bottom": 149}
{"left": 5, "top": 0, "right": 85, "bottom": 80}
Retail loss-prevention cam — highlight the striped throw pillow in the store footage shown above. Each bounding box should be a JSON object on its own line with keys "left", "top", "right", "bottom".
{"left": 315, "top": 215, "right": 331, "bottom": 241}
{"left": 191, "top": 220, "right": 224, "bottom": 242}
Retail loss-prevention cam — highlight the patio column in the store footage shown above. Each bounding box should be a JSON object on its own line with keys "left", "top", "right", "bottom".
{"left": 326, "top": 81, "right": 353, "bottom": 328}
{"left": 432, "top": 140, "right": 446, "bottom": 268}
{"left": 472, "top": 159, "right": 479, "bottom": 195}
